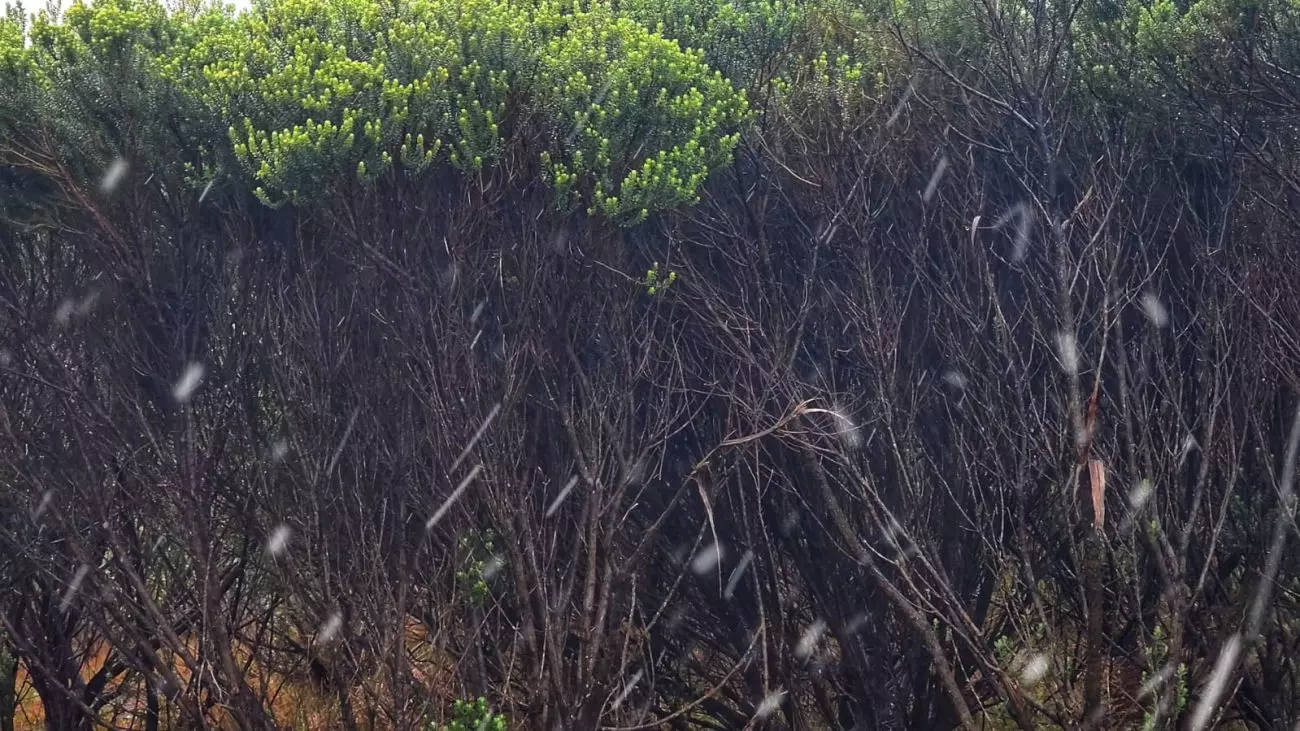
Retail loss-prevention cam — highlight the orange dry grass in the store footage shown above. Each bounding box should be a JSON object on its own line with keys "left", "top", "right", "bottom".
{"left": 13, "top": 617, "right": 449, "bottom": 731}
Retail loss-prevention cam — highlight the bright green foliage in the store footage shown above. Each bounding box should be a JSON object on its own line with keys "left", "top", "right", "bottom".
{"left": 616, "top": 0, "right": 804, "bottom": 83}
{"left": 455, "top": 529, "right": 498, "bottom": 605}
{"left": 1140, "top": 624, "right": 1189, "bottom": 729}
{"left": 2, "top": 0, "right": 746, "bottom": 221}
{"left": 534, "top": 2, "right": 746, "bottom": 223}
{"left": 424, "top": 697, "right": 507, "bottom": 731}
{"left": 643, "top": 260, "right": 677, "bottom": 296}
{"left": 618, "top": 0, "right": 881, "bottom": 116}
{"left": 2, "top": 0, "right": 231, "bottom": 203}
{"left": 164, "top": 0, "right": 747, "bottom": 218}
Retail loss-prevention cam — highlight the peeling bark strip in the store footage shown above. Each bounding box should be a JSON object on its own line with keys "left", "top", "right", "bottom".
{"left": 1089, "top": 459, "right": 1106, "bottom": 529}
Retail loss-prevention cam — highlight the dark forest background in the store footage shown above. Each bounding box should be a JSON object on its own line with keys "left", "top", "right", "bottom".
{"left": 3, "top": 0, "right": 1300, "bottom": 727}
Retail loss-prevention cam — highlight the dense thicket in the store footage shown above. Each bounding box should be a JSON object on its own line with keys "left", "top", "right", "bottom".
{"left": 2, "top": 0, "right": 1300, "bottom": 727}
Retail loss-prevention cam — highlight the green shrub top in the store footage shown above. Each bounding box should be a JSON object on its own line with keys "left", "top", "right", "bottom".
{"left": 2, "top": 0, "right": 749, "bottom": 224}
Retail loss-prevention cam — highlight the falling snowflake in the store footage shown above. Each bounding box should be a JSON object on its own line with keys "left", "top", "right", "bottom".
{"left": 450, "top": 404, "right": 500, "bottom": 472}
{"left": 318, "top": 612, "right": 343, "bottom": 643}
{"left": 32, "top": 490, "right": 53, "bottom": 521}
{"left": 54, "top": 299, "right": 75, "bottom": 325}
{"left": 691, "top": 543, "right": 723, "bottom": 575}
{"left": 100, "top": 157, "right": 128, "bottom": 194}
{"left": 941, "top": 370, "right": 968, "bottom": 390}
{"left": 885, "top": 82, "right": 914, "bottom": 127}
{"left": 724, "top": 550, "right": 753, "bottom": 599}
{"left": 753, "top": 689, "right": 787, "bottom": 720}
{"left": 1137, "top": 663, "right": 1174, "bottom": 700}
{"left": 75, "top": 290, "right": 100, "bottom": 317}
{"left": 1054, "top": 331, "right": 1079, "bottom": 375}
{"left": 1189, "top": 634, "right": 1241, "bottom": 730}
{"left": 173, "top": 363, "right": 205, "bottom": 403}
{"left": 795, "top": 620, "right": 827, "bottom": 660}
{"left": 482, "top": 555, "right": 505, "bottom": 581}
{"left": 922, "top": 156, "right": 949, "bottom": 203}
{"left": 545, "top": 475, "right": 579, "bottom": 517}
{"left": 829, "top": 408, "right": 862, "bottom": 449}
{"left": 1140, "top": 292, "right": 1169, "bottom": 328}
{"left": 609, "top": 670, "right": 642, "bottom": 712}
{"left": 1020, "top": 653, "right": 1049, "bottom": 686}
{"left": 1129, "top": 479, "right": 1153, "bottom": 510}
{"left": 994, "top": 202, "right": 1034, "bottom": 262}
{"left": 266, "top": 525, "right": 291, "bottom": 556}
{"left": 426, "top": 464, "right": 483, "bottom": 530}
{"left": 59, "top": 564, "right": 90, "bottom": 612}
{"left": 270, "top": 439, "right": 289, "bottom": 462}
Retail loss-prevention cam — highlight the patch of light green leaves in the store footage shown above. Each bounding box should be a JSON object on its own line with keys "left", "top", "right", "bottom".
{"left": 170, "top": 0, "right": 746, "bottom": 220}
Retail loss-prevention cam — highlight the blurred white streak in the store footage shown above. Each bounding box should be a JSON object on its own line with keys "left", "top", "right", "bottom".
{"left": 754, "top": 689, "right": 787, "bottom": 720}
{"left": 59, "top": 564, "right": 89, "bottom": 612}
{"left": 1137, "top": 662, "right": 1174, "bottom": 700}
{"left": 54, "top": 299, "right": 75, "bottom": 325}
{"left": 546, "top": 475, "right": 579, "bottom": 517}
{"left": 266, "top": 525, "right": 291, "bottom": 556}
{"left": 609, "top": 670, "right": 642, "bottom": 712}
{"left": 795, "top": 620, "right": 827, "bottom": 660}
{"left": 923, "top": 156, "right": 949, "bottom": 203}
{"left": 450, "top": 403, "right": 501, "bottom": 473}
{"left": 270, "top": 439, "right": 289, "bottom": 462}
{"left": 995, "top": 202, "right": 1033, "bottom": 262}
{"left": 691, "top": 543, "right": 722, "bottom": 575}
{"left": 1129, "top": 479, "right": 1153, "bottom": 511}
{"left": 845, "top": 613, "right": 869, "bottom": 634}
{"left": 1192, "top": 402, "right": 1300, "bottom": 728}
{"left": 100, "top": 157, "right": 128, "bottom": 194}
{"left": 1054, "top": 331, "right": 1079, "bottom": 375}
{"left": 1179, "top": 434, "right": 1199, "bottom": 465}
{"left": 830, "top": 408, "right": 862, "bottom": 449}
{"left": 724, "top": 550, "right": 753, "bottom": 599}
{"left": 1020, "top": 653, "right": 1049, "bottom": 686}
{"left": 172, "top": 363, "right": 205, "bottom": 403}
{"left": 1189, "top": 634, "right": 1240, "bottom": 731}
{"left": 75, "top": 290, "right": 100, "bottom": 316}
{"left": 325, "top": 408, "right": 359, "bottom": 476}
{"left": 32, "top": 490, "right": 53, "bottom": 521}
{"left": 1140, "top": 292, "right": 1169, "bottom": 328}
{"left": 318, "top": 612, "right": 343, "bottom": 643}
{"left": 886, "top": 82, "right": 914, "bottom": 127}
{"left": 426, "top": 464, "right": 483, "bottom": 530}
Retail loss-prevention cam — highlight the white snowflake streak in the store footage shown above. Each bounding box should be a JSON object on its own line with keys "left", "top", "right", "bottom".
{"left": 426, "top": 464, "right": 484, "bottom": 530}
{"left": 59, "top": 564, "right": 90, "bottom": 612}
{"left": 318, "top": 612, "right": 343, "bottom": 643}
{"left": 172, "top": 363, "right": 205, "bottom": 403}
{"left": 266, "top": 525, "right": 291, "bottom": 556}
{"left": 609, "top": 670, "right": 642, "bottom": 713}
{"left": 691, "top": 543, "right": 723, "bottom": 575}
{"left": 450, "top": 404, "right": 501, "bottom": 473}
{"left": 724, "top": 550, "right": 754, "bottom": 600}
{"left": 100, "top": 158, "right": 128, "bottom": 194}
{"left": 1189, "top": 634, "right": 1241, "bottom": 731}
{"left": 754, "top": 689, "right": 787, "bottom": 720}
{"left": 795, "top": 620, "right": 827, "bottom": 660}
{"left": 545, "top": 475, "right": 579, "bottom": 518}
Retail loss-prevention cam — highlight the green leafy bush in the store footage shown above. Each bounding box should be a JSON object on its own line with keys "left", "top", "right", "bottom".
{"left": 424, "top": 697, "right": 507, "bottom": 731}
{"left": 168, "top": 0, "right": 747, "bottom": 218}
